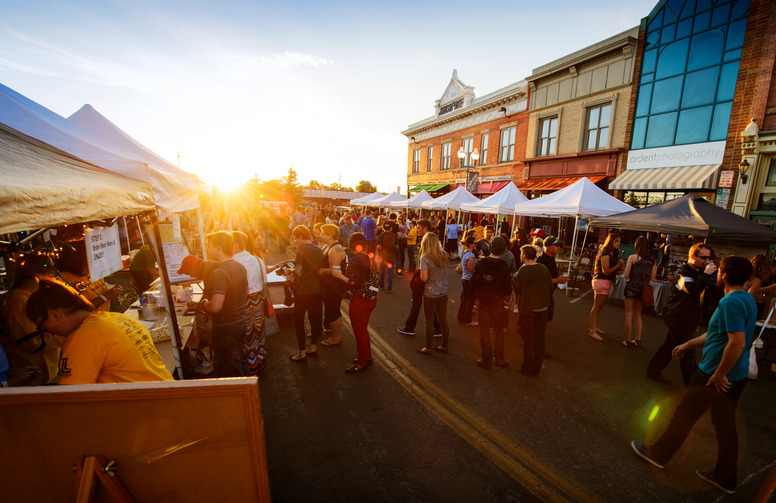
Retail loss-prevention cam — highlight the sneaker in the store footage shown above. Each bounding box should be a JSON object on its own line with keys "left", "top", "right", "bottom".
{"left": 696, "top": 469, "right": 735, "bottom": 495}
{"left": 464, "top": 321, "right": 479, "bottom": 327}
{"left": 630, "top": 441, "right": 664, "bottom": 469}
{"left": 433, "top": 333, "right": 443, "bottom": 338}
{"left": 476, "top": 359, "right": 492, "bottom": 370}
{"left": 397, "top": 327, "right": 415, "bottom": 336}
{"left": 513, "top": 307, "right": 519, "bottom": 313}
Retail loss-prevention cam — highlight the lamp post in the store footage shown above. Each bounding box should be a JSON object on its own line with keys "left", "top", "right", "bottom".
{"left": 457, "top": 147, "right": 479, "bottom": 192}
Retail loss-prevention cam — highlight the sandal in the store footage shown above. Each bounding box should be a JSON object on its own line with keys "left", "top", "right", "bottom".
{"left": 345, "top": 364, "right": 368, "bottom": 373}
{"left": 632, "top": 340, "right": 642, "bottom": 348}
{"left": 320, "top": 338, "right": 341, "bottom": 346}
{"left": 433, "top": 346, "right": 449, "bottom": 354}
{"left": 588, "top": 331, "right": 604, "bottom": 341}
{"left": 622, "top": 340, "right": 633, "bottom": 348}
{"left": 595, "top": 327, "right": 606, "bottom": 334}
{"left": 290, "top": 354, "right": 307, "bottom": 362}
{"left": 417, "top": 348, "right": 433, "bottom": 355}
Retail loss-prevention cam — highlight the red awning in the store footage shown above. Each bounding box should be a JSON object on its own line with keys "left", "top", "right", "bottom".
{"left": 474, "top": 180, "right": 510, "bottom": 194}
{"left": 518, "top": 175, "right": 605, "bottom": 191}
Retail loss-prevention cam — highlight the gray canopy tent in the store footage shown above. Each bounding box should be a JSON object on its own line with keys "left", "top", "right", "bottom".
{"left": 587, "top": 194, "right": 776, "bottom": 242}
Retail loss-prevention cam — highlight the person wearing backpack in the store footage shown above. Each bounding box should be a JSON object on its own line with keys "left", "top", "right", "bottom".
{"left": 515, "top": 244, "right": 553, "bottom": 377}
{"left": 472, "top": 237, "right": 513, "bottom": 369}
{"left": 376, "top": 221, "right": 398, "bottom": 294}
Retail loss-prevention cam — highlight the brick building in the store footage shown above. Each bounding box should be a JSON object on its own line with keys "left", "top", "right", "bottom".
{"left": 401, "top": 71, "right": 528, "bottom": 198}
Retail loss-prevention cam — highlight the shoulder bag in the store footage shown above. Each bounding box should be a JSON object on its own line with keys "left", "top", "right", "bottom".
{"left": 640, "top": 258, "right": 654, "bottom": 306}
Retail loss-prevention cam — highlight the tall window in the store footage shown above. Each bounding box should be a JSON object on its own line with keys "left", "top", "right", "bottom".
{"left": 480, "top": 133, "right": 488, "bottom": 165}
{"left": 461, "top": 137, "right": 473, "bottom": 165}
{"left": 499, "top": 127, "right": 516, "bottom": 163}
{"left": 538, "top": 117, "right": 558, "bottom": 156}
{"left": 584, "top": 103, "right": 611, "bottom": 151}
{"left": 412, "top": 149, "right": 420, "bottom": 173}
{"left": 427, "top": 146, "right": 433, "bottom": 172}
{"left": 441, "top": 143, "right": 451, "bottom": 170}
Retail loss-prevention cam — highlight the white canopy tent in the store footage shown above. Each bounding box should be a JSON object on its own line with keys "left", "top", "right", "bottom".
{"left": 366, "top": 192, "right": 407, "bottom": 208}
{"left": 391, "top": 189, "right": 433, "bottom": 209}
{"left": 513, "top": 177, "right": 634, "bottom": 259}
{"left": 459, "top": 182, "right": 527, "bottom": 214}
{"left": 349, "top": 192, "right": 385, "bottom": 206}
{"left": 0, "top": 83, "right": 197, "bottom": 213}
{"left": 421, "top": 186, "right": 480, "bottom": 211}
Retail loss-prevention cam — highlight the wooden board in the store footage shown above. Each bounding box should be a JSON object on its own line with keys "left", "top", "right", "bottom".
{"left": 0, "top": 377, "right": 271, "bottom": 502}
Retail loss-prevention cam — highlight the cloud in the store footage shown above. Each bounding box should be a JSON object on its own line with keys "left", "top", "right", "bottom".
{"left": 214, "top": 51, "right": 334, "bottom": 83}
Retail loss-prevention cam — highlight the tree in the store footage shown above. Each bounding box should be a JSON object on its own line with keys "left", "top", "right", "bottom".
{"left": 307, "top": 180, "right": 322, "bottom": 189}
{"left": 283, "top": 167, "right": 304, "bottom": 206}
{"left": 356, "top": 180, "right": 377, "bottom": 193}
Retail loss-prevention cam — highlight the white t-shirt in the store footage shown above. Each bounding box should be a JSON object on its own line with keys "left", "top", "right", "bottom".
{"left": 233, "top": 251, "right": 264, "bottom": 294}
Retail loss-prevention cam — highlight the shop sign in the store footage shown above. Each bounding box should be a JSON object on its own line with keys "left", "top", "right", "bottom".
{"left": 627, "top": 141, "right": 726, "bottom": 170}
{"left": 719, "top": 170, "right": 735, "bottom": 188}
{"left": 716, "top": 187, "right": 730, "bottom": 208}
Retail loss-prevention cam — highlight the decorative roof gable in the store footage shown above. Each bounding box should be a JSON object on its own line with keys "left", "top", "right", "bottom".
{"left": 435, "top": 69, "right": 475, "bottom": 116}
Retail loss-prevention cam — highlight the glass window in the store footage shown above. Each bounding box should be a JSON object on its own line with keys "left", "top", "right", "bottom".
{"left": 676, "top": 106, "right": 713, "bottom": 144}
{"left": 725, "top": 18, "right": 746, "bottom": 50}
{"left": 461, "top": 137, "right": 473, "bottom": 166}
{"left": 656, "top": 39, "right": 689, "bottom": 79}
{"left": 636, "top": 83, "right": 653, "bottom": 117}
{"left": 499, "top": 127, "right": 516, "bottom": 162}
{"left": 584, "top": 103, "right": 611, "bottom": 151}
{"left": 412, "top": 149, "right": 420, "bottom": 174}
{"left": 693, "top": 10, "right": 711, "bottom": 33}
{"left": 710, "top": 102, "right": 733, "bottom": 141}
{"left": 427, "top": 146, "right": 433, "bottom": 172}
{"left": 687, "top": 30, "right": 724, "bottom": 71}
{"left": 717, "top": 62, "right": 739, "bottom": 101}
{"left": 661, "top": 23, "right": 677, "bottom": 44}
{"left": 641, "top": 72, "right": 654, "bottom": 84}
{"left": 679, "top": 0, "right": 696, "bottom": 19}
{"left": 480, "top": 133, "right": 488, "bottom": 166}
{"left": 648, "top": 9, "right": 663, "bottom": 32}
{"left": 651, "top": 76, "right": 683, "bottom": 113}
{"left": 676, "top": 18, "right": 693, "bottom": 38}
{"left": 538, "top": 118, "right": 557, "bottom": 157}
{"left": 642, "top": 49, "right": 657, "bottom": 73}
{"left": 723, "top": 48, "right": 742, "bottom": 62}
{"left": 682, "top": 67, "right": 719, "bottom": 107}
{"left": 731, "top": 0, "right": 750, "bottom": 19}
{"left": 646, "top": 31, "right": 660, "bottom": 50}
{"left": 631, "top": 118, "right": 647, "bottom": 149}
{"left": 766, "top": 159, "right": 776, "bottom": 187}
{"left": 646, "top": 112, "right": 678, "bottom": 147}
{"left": 711, "top": 3, "right": 731, "bottom": 26}
{"left": 441, "top": 143, "right": 451, "bottom": 170}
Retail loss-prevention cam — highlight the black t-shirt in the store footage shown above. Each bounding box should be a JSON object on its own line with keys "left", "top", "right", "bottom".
{"left": 209, "top": 259, "right": 248, "bottom": 326}
{"left": 295, "top": 242, "right": 323, "bottom": 295}
{"left": 537, "top": 253, "right": 559, "bottom": 292}
{"left": 377, "top": 231, "right": 398, "bottom": 258}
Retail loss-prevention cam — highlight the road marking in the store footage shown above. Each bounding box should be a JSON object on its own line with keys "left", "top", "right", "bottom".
{"left": 341, "top": 311, "right": 599, "bottom": 503}
{"left": 569, "top": 289, "right": 592, "bottom": 303}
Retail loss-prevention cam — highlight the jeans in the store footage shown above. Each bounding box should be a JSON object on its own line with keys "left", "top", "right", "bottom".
{"left": 398, "top": 240, "right": 407, "bottom": 271}
{"left": 649, "top": 371, "right": 746, "bottom": 487}
{"left": 647, "top": 328, "right": 698, "bottom": 386}
{"left": 519, "top": 309, "right": 549, "bottom": 374}
{"left": 479, "top": 302, "right": 508, "bottom": 362}
{"left": 379, "top": 256, "right": 395, "bottom": 291}
{"left": 407, "top": 244, "right": 417, "bottom": 270}
{"left": 423, "top": 295, "right": 449, "bottom": 348}
{"left": 212, "top": 319, "right": 248, "bottom": 377}
{"left": 294, "top": 292, "right": 323, "bottom": 350}
{"left": 349, "top": 294, "right": 376, "bottom": 366}
{"left": 457, "top": 279, "right": 476, "bottom": 323}
{"left": 404, "top": 287, "right": 440, "bottom": 333}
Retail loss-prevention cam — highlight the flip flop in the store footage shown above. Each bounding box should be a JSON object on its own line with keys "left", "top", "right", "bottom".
{"left": 595, "top": 327, "right": 606, "bottom": 334}
{"left": 588, "top": 331, "right": 604, "bottom": 341}
{"left": 433, "top": 346, "right": 449, "bottom": 354}
{"left": 290, "top": 354, "right": 307, "bottom": 362}
{"left": 320, "top": 339, "right": 341, "bottom": 346}
{"left": 622, "top": 340, "right": 633, "bottom": 348}
{"left": 417, "top": 348, "right": 433, "bottom": 355}
{"left": 632, "top": 340, "right": 642, "bottom": 348}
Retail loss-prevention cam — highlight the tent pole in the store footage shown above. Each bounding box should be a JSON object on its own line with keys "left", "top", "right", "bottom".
{"left": 136, "top": 216, "right": 145, "bottom": 245}
{"left": 197, "top": 207, "right": 208, "bottom": 261}
{"left": 121, "top": 217, "right": 131, "bottom": 253}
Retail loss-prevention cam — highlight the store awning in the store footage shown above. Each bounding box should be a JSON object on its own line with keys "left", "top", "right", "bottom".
{"left": 518, "top": 175, "right": 605, "bottom": 191}
{"left": 474, "top": 180, "right": 511, "bottom": 194}
{"left": 608, "top": 165, "right": 720, "bottom": 191}
{"left": 409, "top": 183, "right": 448, "bottom": 192}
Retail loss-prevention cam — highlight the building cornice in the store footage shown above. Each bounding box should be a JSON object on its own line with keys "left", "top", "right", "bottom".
{"left": 523, "top": 148, "right": 624, "bottom": 164}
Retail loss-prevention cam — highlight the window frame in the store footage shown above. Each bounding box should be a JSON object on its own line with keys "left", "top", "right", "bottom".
{"left": 498, "top": 126, "right": 516, "bottom": 163}
{"left": 441, "top": 142, "right": 451, "bottom": 170}
{"left": 480, "top": 132, "right": 488, "bottom": 166}
{"left": 583, "top": 102, "right": 612, "bottom": 151}
{"left": 412, "top": 148, "right": 420, "bottom": 173}
{"left": 538, "top": 116, "right": 558, "bottom": 157}
{"left": 427, "top": 146, "right": 433, "bottom": 172}
{"left": 461, "top": 137, "right": 473, "bottom": 166}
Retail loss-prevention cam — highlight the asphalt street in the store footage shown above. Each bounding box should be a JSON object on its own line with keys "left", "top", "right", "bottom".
{"left": 253, "top": 252, "right": 776, "bottom": 502}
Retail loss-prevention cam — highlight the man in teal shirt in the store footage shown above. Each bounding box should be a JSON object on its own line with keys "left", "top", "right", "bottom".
{"left": 631, "top": 255, "right": 757, "bottom": 495}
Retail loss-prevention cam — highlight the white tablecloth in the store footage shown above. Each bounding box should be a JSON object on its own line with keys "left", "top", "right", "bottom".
{"left": 611, "top": 275, "right": 675, "bottom": 316}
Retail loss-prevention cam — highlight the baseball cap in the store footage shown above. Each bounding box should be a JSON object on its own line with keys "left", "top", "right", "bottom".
{"left": 490, "top": 236, "right": 507, "bottom": 255}
{"left": 177, "top": 255, "right": 203, "bottom": 275}
{"left": 529, "top": 228, "right": 546, "bottom": 238}
{"left": 544, "top": 236, "right": 564, "bottom": 247}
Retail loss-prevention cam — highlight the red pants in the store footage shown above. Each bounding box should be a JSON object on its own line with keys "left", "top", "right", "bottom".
{"left": 349, "top": 293, "right": 376, "bottom": 365}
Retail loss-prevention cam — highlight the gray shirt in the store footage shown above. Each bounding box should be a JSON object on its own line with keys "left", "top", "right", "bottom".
{"left": 420, "top": 255, "right": 449, "bottom": 298}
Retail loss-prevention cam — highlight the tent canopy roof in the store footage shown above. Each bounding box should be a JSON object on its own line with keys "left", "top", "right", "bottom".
{"left": 391, "top": 189, "right": 433, "bottom": 209}
{"left": 421, "top": 186, "right": 480, "bottom": 210}
{"left": 513, "top": 177, "right": 633, "bottom": 218}
{"left": 0, "top": 123, "right": 155, "bottom": 234}
{"left": 350, "top": 192, "right": 385, "bottom": 205}
{"left": 365, "top": 192, "right": 407, "bottom": 207}
{"left": 460, "top": 182, "right": 527, "bottom": 214}
{"left": 587, "top": 194, "right": 776, "bottom": 242}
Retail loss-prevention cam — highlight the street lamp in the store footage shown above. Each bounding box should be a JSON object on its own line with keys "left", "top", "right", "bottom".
{"left": 458, "top": 148, "right": 479, "bottom": 192}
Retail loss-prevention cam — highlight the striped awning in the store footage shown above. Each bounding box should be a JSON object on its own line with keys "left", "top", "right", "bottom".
{"left": 518, "top": 175, "right": 605, "bottom": 191}
{"left": 409, "top": 183, "right": 448, "bottom": 192}
{"left": 609, "top": 165, "right": 720, "bottom": 191}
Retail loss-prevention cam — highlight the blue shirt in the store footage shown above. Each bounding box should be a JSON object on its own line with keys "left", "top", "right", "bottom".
{"left": 699, "top": 290, "right": 757, "bottom": 382}
{"left": 0, "top": 343, "right": 9, "bottom": 382}
{"left": 446, "top": 223, "right": 459, "bottom": 239}
{"left": 461, "top": 250, "right": 475, "bottom": 281}
{"left": 362, "top": 217, "right": 377, "bottom": 241}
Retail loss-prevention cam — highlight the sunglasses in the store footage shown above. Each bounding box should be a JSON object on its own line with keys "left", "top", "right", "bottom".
{"left": 696, "top": 254, "right": 712, "bottom": 260}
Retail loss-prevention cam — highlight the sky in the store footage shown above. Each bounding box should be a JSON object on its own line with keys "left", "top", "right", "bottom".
{"left": 0, "top": 0, "right": 658, "bottom": 193}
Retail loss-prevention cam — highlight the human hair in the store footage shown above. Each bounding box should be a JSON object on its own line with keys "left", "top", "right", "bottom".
{"left": 292, "top": 225, "right": 312, "bottom": 240}
{"left": 420, "top": 232, "right": 447, "bottom": 268}
{"left": 601, "top": 233, "right": 620, "bottom": 252}
{"left": 463, "top": 236, "right": 476, "bottom": 247}
{"left": 520, "top": 244, "right": 537, "bottom": 260}
{"left": 348, "top": 232, "right": 367, "bottom": 253}
{"left": 720, "top": 255, "right": 753, "bottom": 286}
{"left": 634, "top": 236, "right": 652, "bottom": 261}
{"left": 751, "top": 254, "right": 772, "bottom": 282}
{"left": 532, "top": 236, "right": 544, "bottom": 247}
{"left": 688, "top": 242, "right": 710, "bottom": 260}
{"left": 485, "top": 225, "right": 495, "bottom": 233}
{"left": 313, "top": 222, "right": 324, "bottom": 233}
{"left": 417, "top": 219, "right": 432, "bottom": 233}
{"left": 232, "top": 231, "right": 249, "bottom": 252}
{"left": 207, "top": 231, "right": 234, "bottom": 255}
{"left": 480, "top": 219, "right": 488, "bottom": 226}
{"left": 321, "top": 224, "right": 339, "bottom": 241}
{"left": 25, "top": 277, "right": 94, "bottom": 323}
{"left": 465, "top": 229, "right": 476, "bottom": 239}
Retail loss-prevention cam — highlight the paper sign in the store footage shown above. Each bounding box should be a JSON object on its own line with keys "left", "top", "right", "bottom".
{"left": 719, "top": 170, "right": 735, "bottom": 188}
{"left": 716, "top": 187, "right": 730, "bottom": 208}
{"left": 85, "top": 224, "right": 123, "bottom": 282}
{"left": 163, "top": 242, "right": 197, "bottom": 284}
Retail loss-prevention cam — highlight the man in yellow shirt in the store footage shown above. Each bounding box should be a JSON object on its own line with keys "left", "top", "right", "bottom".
{"left": 26, "top": 278, "right": 173, "bottom": 385}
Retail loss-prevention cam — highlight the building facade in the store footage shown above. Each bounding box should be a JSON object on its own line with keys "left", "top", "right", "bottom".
{"left": 521, "top": 28, "right": 639, "bottom": 198}
{"left": 402, "top": 71, "right": 528, "bottom": 198}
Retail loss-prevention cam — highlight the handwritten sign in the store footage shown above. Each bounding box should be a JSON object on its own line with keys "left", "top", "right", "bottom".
{"left": 85, "top": 224, "right": 122, "bottom": 281}
{"left": 163, "top": 242, "right": 197, "bottom": 284}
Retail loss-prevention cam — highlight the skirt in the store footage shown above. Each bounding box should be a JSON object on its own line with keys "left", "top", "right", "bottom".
{"left": 244, "top": 291, "right": 268, "bottom": 374}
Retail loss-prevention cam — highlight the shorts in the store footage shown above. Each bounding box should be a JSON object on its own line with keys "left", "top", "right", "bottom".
{"left": 591, "top": 278, "right": 613, "bottom": 295}
{"left": 444, "top": 239, "right": 458, "bottom": 253}
{"left": 322, "top": 288, "right": 343, "bottom": 323}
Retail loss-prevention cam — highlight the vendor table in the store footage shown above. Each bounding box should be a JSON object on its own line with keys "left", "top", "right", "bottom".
{"left": 610, "top": 275, "right": 675, "bottom": 317}
{"left": 126, "top": 284, "right": 202, "bottom": 346}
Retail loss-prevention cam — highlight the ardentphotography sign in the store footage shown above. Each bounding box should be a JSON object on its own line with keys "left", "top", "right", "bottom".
{"left": 627, "top": 141, "right": 726, "bottom": 170}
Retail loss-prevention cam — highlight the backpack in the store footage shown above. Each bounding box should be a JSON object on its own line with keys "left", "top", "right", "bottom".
{"left": 473, "top": 258, "right": 511, "bottom": 304}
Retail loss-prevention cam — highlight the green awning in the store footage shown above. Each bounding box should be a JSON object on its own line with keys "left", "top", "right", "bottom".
{"left": 409, "top": 183, "right": 448, "bottom": 193}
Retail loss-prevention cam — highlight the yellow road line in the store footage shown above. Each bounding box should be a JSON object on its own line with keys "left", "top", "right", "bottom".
{"left": 341, "top": 310, "right": 600, "bottom": 503}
